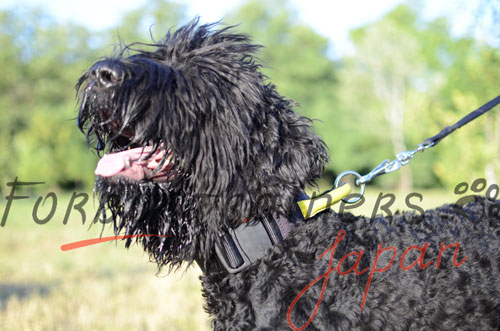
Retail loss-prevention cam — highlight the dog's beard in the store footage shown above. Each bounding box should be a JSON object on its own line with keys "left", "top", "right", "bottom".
{"left": 95, "top": 174, "right": 202, "bottom": 269}
{"left": 78, "top": 75, "right": 226, "bottom": 270}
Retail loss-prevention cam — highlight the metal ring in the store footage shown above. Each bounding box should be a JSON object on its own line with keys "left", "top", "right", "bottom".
{"left": 334, "top": 170, "right": 365, "bottom": 204}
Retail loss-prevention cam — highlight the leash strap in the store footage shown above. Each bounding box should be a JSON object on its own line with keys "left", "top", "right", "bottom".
{"left": 335, "top": 94, "right": 500, "bottom": 203}
{"left": 296, "top": 183, "right": 352, "bottom": 219}
{"left": 423, "top": 94, "right": 500, "bottom": 146}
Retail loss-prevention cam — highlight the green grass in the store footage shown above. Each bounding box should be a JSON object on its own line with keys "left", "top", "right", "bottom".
{"left": 0, "top": 187, "right": 459, "bottom": 330}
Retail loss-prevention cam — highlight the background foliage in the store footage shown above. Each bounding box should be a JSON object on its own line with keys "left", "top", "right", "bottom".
{"left": 0, "top": 1, "right": 498, "bottom": 330}
{"left": 0, "top": 0, "right": 499, "bottom": 193}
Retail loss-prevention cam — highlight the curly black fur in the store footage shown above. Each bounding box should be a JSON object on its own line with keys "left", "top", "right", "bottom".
{"left": 77, "top": 19, "right": 500, "bottom": 330}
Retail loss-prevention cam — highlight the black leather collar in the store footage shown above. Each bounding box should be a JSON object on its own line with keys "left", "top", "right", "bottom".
{"left": 199, "top": 192, "right": 308, "bottom": 274}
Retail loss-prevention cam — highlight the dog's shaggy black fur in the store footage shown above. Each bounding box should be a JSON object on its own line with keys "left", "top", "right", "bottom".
{"left": 76, "top": 20, "right": 500, "bottom": 330}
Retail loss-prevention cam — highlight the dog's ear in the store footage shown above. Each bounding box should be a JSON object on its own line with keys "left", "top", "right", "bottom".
{"left": 245, "top": 87, "right": 329, "bottom": 219}
{"left": 172, "top": 82, "right": 328, "bottom": 227}
{"left": 155, "top": 22, "right": 329, "bottom": 227}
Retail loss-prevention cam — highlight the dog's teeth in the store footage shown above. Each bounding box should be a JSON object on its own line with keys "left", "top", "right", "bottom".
{"left": 148, "top": 160, "right": 159, "bottom": 168}
{"left": 147, "top": 155, "right": 172, "bottom": 170}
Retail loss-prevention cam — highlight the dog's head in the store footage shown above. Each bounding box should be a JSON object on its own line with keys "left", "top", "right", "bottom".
{"left": 76, "top": 19, "right": 328, "bottom": 268}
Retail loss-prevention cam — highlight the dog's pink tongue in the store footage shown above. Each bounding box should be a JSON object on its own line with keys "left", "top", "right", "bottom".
{"left": 95, "top": 147, "right": 158, "bottom": 180}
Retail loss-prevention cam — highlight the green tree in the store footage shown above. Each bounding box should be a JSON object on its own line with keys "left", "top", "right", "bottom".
{"left": 430, "top": 46, "right": 500, "bottom": 187}
{"left": 341, "top": 5, "right": 440, "bottom": 190}
{"left": 225, "top": 0, "right": 339, "bottom": 179}
{"left": 336, "top": 4, "right": 492, "bottom": 190}
{"left": 0, "top": 9, "right": 99, "bottom": 191}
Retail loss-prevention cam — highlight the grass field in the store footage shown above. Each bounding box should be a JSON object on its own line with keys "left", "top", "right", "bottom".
{"left": 0, "top": 186, "right": 459, "bottom": 330}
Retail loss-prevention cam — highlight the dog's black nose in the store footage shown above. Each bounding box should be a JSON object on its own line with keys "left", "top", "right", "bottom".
{"left": 90, "top": 61, "right": 124, "bottom": 88}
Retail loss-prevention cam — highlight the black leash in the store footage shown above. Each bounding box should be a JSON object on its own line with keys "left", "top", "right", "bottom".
{"left": 423, "top": 94, "right": 500, "bottom": 147}
{"left": 335, "top": 93, "right": 500, "bottom": 203}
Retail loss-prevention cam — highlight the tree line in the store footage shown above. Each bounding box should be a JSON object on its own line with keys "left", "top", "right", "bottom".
{"left": 0, "top": 0, "right": 499, "bottom": 192}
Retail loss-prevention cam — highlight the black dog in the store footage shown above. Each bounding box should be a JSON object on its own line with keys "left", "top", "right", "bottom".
{"left": 76, "top": 20, "right": 500, "bottom": 330}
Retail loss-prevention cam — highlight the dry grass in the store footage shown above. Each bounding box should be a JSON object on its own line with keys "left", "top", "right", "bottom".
{"left": 0, "top": 193, "right": 210, "bottom": 331}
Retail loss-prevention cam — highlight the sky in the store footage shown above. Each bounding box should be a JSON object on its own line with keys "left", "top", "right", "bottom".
{"left": 0, "top": 0, "right": 487, "bottom": 58}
